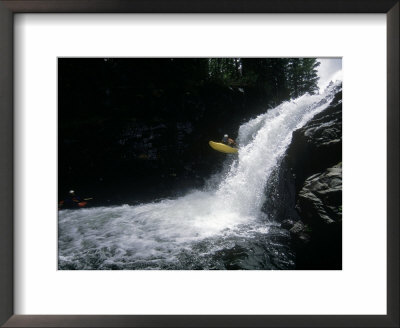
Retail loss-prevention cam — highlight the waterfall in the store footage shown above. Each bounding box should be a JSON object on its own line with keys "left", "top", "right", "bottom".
{"left": 58, "top": 81, "right": 341, "bottom": 270}
{"left": 215, "top": 81, "right": 340, "bottom": 217}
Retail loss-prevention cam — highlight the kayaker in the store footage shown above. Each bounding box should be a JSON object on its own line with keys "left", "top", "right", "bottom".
{"left": 221, "top": 134, "right": 237, "bottom": 147}
{"left": 59, "top": 190, "right": 82, "bottom": 209}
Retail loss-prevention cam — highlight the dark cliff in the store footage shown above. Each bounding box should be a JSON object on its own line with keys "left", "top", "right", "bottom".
{"left": 271, "top": 83, "right": 342, "bottom": 269}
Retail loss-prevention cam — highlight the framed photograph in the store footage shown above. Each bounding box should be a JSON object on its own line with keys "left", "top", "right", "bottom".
{"left": 0, "top": 1, "right": 398, "bottom": 327}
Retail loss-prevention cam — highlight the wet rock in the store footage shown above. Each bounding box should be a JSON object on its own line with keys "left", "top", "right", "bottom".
{"left": 287, "top": 88, "right": 342, "bottom": 192}
{"left": 289, "top": 221, "right": 305, "bottom": 234}
{"left": 275, "top": 85, "right": 342, "bottom": 269}
{"left": 263, "top": 160, "right": 300, "bottom": 223}
{"left": 288, "top": 221, "right": 311, "bottom": 244}
{"left": 297, "top": 163, "right": 342, "bottom": 226}
{"left": 291, "top": 163, "right": 342, "bottom": 269}
{"left": 281, "top": 219, "right": 295, "bottom": 230}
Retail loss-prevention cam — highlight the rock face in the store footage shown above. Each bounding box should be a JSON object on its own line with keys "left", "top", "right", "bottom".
{"left": 297, "top": 163, "right": 342, "bottom": 226}
{"left": 294, "top": 163, "right": 342, "bottom": 269}
{"left": 287, "top": 85, "right": 342, "bottom": 192}
{"left": 272, "top": 84, "right": 342, "bottom": 269}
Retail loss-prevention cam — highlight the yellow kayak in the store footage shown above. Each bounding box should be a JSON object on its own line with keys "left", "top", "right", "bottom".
{"left": 209, "top": 141, "right": 238, "bottom": 154}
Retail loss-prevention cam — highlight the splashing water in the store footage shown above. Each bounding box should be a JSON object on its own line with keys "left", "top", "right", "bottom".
{"left": 59, "top": 82, "right": 341, "bottom": 270}
{"left": 217, "top": 82, "right": 340, "bottom": 217}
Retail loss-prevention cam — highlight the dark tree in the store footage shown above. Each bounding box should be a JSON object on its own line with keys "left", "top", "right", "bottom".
{"left": 287, "top": 58, "right": 320, "bottom": 98}
{"left": 298, "top": 58, "right": 320, "bottom": 95}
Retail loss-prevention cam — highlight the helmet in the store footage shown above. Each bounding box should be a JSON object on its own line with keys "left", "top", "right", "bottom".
{"left": 69, "top": 190, "right": 75, "bottom": 195}
{"left": 224, "top": 134, "right": 228, "bottom": 137}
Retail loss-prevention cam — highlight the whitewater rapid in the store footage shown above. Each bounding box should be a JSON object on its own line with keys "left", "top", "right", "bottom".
{"left": 58, "top": 81, "right": 341, "bottom": 270}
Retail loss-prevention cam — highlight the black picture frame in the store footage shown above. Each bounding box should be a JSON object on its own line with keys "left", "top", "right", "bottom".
{"left": 0, "top": 1, "right": 398, "bottom": 327}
